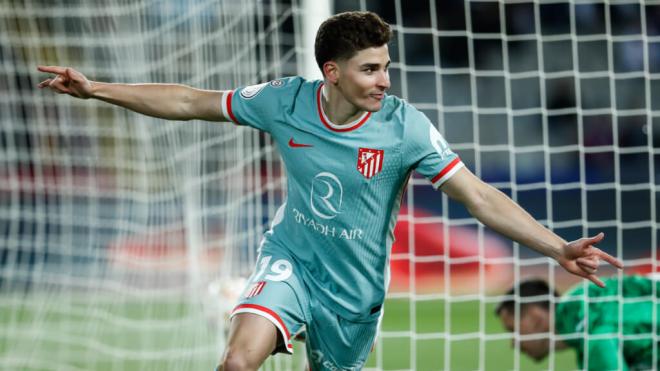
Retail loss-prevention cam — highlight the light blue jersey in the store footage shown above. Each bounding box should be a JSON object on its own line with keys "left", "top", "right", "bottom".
{"left": 222, "top": 76, "right": 463, "bottom": 321}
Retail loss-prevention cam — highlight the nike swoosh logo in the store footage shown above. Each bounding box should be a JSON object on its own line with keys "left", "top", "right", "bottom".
{"left": 288, "top": 138, "right": 313, "bottom": 148}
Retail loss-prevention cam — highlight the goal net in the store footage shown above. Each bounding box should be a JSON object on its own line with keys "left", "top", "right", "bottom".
{"left": 2, "top": 0, "right": 303, "bottom": 369}
{"left": 342, "top": 1, "right": 656, "bottom": 370}
{"left": 2, "top": 0, "right": 658, "bottom": 370}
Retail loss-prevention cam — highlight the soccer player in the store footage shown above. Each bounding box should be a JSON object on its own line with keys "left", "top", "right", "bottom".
{"left": 496, "top": 276, "right": 658, "bottom": 370}
{"left": 38, "top": 10, "right": 623, "bottom": 371}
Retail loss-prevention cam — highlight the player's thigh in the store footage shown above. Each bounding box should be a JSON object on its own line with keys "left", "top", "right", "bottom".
{"left": 306, "top": 302, "right": 380, "bottom": 370}
{"left": 222, "top": 312, "right": 278, "bottom": 367}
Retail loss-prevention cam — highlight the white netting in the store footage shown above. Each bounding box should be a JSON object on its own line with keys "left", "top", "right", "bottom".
{"left": 1, "top": 0, "right": 299, "bottom": 369}
{"left": 3, "top": 0, "right": 660, "bottom": 370}
{"left": 330, "top": 0, "right": 658, "bottom": 370}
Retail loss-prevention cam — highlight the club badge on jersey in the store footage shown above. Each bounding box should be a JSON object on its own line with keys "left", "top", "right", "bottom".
{"left": 357, "top": 147, "right": 384, "bottom": 179}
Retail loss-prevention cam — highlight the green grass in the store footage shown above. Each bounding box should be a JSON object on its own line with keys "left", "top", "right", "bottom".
{"left": 0, "top": 293, "right": 218, "bottom": 370}
{"left": 362, "top": 299, "right": 576, "bottom": 370}
{"left": 0, "top": 293, "right": 577, "bottom": 370}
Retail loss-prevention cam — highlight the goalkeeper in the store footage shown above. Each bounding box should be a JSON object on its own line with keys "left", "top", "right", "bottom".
{"left": 497, "top": 276, "right": 659, "bottom": 370}
{"left": 38, "top": 10, "right": 623, "bottom": 371}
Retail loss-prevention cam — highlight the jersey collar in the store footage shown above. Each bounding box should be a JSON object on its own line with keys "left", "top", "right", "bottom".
{"left": 316, "top": 83, "right": 372, "bottom": 132}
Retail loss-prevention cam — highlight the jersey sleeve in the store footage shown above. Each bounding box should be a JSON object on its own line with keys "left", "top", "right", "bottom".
{"left": 221, "top": 77, "right": 303, "bottom": 133}
{"left": 402, "top": 104, "right": 464, "bottom": 189}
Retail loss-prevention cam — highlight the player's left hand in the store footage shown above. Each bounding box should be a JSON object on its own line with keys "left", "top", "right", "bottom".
{"left": 557, "top": 232, "right": 623, "bottom": 288}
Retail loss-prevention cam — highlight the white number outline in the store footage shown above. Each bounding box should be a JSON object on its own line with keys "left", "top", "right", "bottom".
{"left": 252, "top": 256, "right": 293, "bottom": 282}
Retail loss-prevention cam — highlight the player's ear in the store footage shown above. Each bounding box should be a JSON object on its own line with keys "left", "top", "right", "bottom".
{"left": 323, "top": 61, "right": 340, "bottom": 85}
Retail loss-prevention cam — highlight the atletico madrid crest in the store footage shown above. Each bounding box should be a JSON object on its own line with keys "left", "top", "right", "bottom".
{"left": 357, "top": 147, "right": 384, "bottom": 179}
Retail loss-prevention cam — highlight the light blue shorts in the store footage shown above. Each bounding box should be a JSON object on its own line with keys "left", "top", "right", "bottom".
{"left": 231, "top": 247, "right": 381, "bottom": 370}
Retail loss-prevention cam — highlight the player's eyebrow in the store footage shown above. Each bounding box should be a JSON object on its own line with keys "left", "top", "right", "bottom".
{"left": 361, "top": 60, "right": 391, "bottom": 70}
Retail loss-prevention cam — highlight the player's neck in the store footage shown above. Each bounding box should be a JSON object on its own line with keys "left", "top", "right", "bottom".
{"left": 321, "top": 84, "right": 365, "bottom": 126}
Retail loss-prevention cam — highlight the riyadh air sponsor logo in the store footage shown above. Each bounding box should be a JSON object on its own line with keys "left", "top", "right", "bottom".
{"left": 357, "top": 147, "right": 384, "bottom": 179}
{"left": 292, "top": 208, "right": 363, "bottom": 240}
{"left": 291, "top": 172, "right": 363, "bottom": 240}
{"left": 310, "top": 172, "right": 343, "bottom": 219}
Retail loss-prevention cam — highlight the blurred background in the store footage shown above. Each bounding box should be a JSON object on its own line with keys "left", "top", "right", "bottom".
{"left": 1, "top": 0, "right": 659, "bottom": 370}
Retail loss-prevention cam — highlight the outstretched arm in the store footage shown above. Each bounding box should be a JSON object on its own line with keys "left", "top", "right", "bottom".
{"left": 440, "top": 167, "right": 623, "bottom": 287}
{"left": 37, "top": 65, "right": 229, "bottom": 122}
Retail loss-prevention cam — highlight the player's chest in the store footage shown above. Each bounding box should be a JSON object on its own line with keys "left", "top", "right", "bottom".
{"left": 274, "top": 120, "right": 403, "bottom": 185}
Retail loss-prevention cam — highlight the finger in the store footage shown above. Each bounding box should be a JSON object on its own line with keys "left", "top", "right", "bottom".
{"left": 49, "top": 79, "right": 71, "bottom": 94}
{"left": 578, "top": 265, "right": 596, "bottom": 275}
{"left": 576, "top": 257, "right": 598, "bottom": 270}
{"left": 596, "top": 249, "right": 624, "bottom": 269}
{"left": 37, "top": 78, "right": 53, "bottom": 88}
{"left": 585, "top": 232, "right": 605, "bottom": 246}
{"left": 63, "top": 67, "right": 72, "bottom": 80}
{"left": 66, "top": 69, "right": 84, "bottom": 84}
{"left": 577, "top": 260, "right": 597, "bottom": 274}
{"left": 50, "top": 74, "right": 70, "bottom": 87}
{"left": 586, "top": 274, "right": 605, "bottom": 288}
{"left": 37, "top": 65, "right": 67, "bottom": 75}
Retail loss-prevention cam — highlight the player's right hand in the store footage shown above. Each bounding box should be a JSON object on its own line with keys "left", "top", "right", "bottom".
{"left": 557, "top": 232, "right": 623, "bottom": 288}
{"left": 37, "top": 66, "right": 93, "bottom": 99}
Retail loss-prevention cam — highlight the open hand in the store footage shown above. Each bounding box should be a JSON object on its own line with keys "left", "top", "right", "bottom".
{"left": 37, "top": 66, "right": 93, "bottom": 99}
{"left": 557, "top": 232, "right": 623, "bottom": 288}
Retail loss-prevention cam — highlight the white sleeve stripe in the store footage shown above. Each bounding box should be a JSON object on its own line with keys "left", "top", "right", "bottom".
{"left": 221, "top": 90, "right": 237, "bottom": 124}
{"left": 432, "top": 161, "right": 465, "bottom": 188}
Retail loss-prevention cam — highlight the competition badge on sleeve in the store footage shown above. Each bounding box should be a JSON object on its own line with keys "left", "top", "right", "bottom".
{"left": 357, "top": 148, "right": 384, "bottom": 179}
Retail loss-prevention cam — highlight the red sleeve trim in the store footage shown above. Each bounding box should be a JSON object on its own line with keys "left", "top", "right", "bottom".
{"left": 226, "top": 90, "right": 240, "bottom": 125}
{"left": 431, "top": 157, "right": 461, "bottom": 184}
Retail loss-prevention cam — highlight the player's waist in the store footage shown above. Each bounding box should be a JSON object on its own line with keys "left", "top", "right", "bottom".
{"left": 259, "top": 239, "right": 387, "bottom": 321}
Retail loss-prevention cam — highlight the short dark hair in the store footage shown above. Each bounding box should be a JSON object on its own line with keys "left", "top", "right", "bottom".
{"left": 495, "top": 279, "right": 560, "bottom": 316}
{"left": 314, "top": 11, "right": 393, "bottom": 74}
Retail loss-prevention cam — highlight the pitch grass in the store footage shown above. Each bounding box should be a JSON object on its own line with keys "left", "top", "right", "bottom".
{"left": 362, "top": 298, "right": 576, "bottom": 370}
{"left": 0, "top": 294, "right": 576, "bottom": 370}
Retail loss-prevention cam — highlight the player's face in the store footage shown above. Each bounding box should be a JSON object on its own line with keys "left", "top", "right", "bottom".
{"left": 499, "top": 307, "right": 551, "bottom": 362}
{"left": 336, "top": 45, "right": 391, "bottom": 112}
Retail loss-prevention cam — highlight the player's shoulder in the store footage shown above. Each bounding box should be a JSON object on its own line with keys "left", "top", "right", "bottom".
{"left": 376, "top": 94, "right": 419, "bottom": 124}
{"left": 377, "top": 95, "right": 433, "bottom": 139}
{"left": 237, "top": 76, "right": 304, "bottom": 99}
{"left": 267, "top": 76, "right": 319, "bottom": 106}
{"left": 380, "top": 94, "right": 405, "bottom": 114}
{"left": 274, "top": 75, "right": 307, "bottom": 90}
